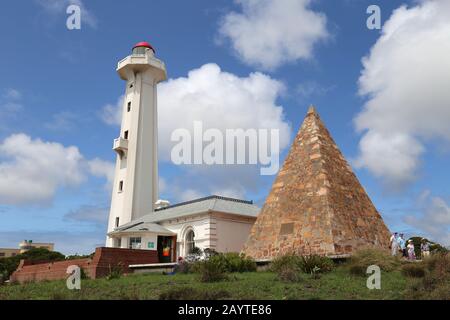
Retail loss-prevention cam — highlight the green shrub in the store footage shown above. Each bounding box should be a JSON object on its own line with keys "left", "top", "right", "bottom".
{"left": 106, "top": 263, "right": 124, "bottom": 280}
{"left": 80, "top": 267, "right": 89, "bottom": 280}
{"left": 190, "top": 252, "right": 256, "bottom": 275}
{"left": 159, "top": 287, "right": 231, "bottom": 300}
{"left": 271, "top": 254, "right": 333, "bottom": 281}
{"left": 209, "top": 253, "right": 257, "bottom": 273}
{"left": 401, "top": 263, "right": 426, "bottom": 278}
{"left": 405, "top": 253, "right": 450, "bottom": 299}
{"left": 424, "top": 252, "right": 450, "bottom": 276}
{"left": 194, "top": 259, "right": 228, "bottom": 282}
{"left": 271, "top": 254, "right": 333, "bottom": 274}
{"left": 270, "top": 255, "right": 303, "bottom": 274}
{"left": 278, "top": 265, "right": 302, "bottom": 282}
{"left": 347, "top": 248, "right": 400, "bottom": 273}
{"left": 299, "top": 255, "right": 333, "bottom": 274}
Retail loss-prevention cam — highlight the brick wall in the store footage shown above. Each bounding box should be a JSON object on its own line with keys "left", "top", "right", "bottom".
{"left": 10, "top": 247, "right": 159, "bottom": 283}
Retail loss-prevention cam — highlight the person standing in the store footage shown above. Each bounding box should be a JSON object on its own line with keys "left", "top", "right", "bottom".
{"left": 420, "top": 238, "right": 430, "bottom": 259}
{"left": 407, "top": 240, "right": 416, "bottom": 260}
{"left": 390, "top": 232, "right": 399, "bottom": 256}
{"left": 398, "top": 234, "right": 407, "bottom": 258}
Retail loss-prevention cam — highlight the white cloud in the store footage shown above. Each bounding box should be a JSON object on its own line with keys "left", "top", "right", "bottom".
{"left": 218, "top": 0, "right": 328, "bottom": 70}
{"left": 0, "top": 134, "right": 86, "bottom": 205}
{"left": 88, "top": 158, "right": 115, "bottom": 186}
{"left": 100, "top": 95, "right": 123, "bottom": 126}
{"left": 403, "top": 190, "right": 450, "bottom": 246}
{"left": 0, "top": 88, "right": 23, "bottom": 121}
{"left": 101, "top": 63, "right": 291, "bottom": 161}
{"left": 44, "top": 111, "right": 79, "bottom": 131}
{"left": 158, "top": 63, "right": 290, "bottom": 159}
{"left": 3, "top": 88, "right": 21, "bottom": 100}
{"left": 354, "top": 0, "right": 450, "bottom": 189}
{"left": 35, "top": 0, "right": 97, "bottom": 28}
{"left": 101, "top": 63, "right": 291, "bottom": 202}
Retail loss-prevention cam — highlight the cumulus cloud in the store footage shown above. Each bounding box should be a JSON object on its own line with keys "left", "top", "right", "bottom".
{"left": 354, "top": 0, "right": 450, "bottom": 189}
{"left": 218, "top": 0, "right": 328, "bottom": 70}
{"left": 88, "top": 158, "right": 115, "bottom": 186}
{"left": 102, "top": 64, "right": 291, "bottom": 156}
{"left": 101, "top": 63, "right": 291, "bottom": 202}
{"left": 0, "top": 134, "right": 86, "bottom": 205}
{"left": 100, "top": 95, "right": 123, "bottom": 126}
{"left": 157, "top": 63, "right": 290, "bottom": 160}
{"left": 403, "top": 190, "right": 450, "bottom": 246}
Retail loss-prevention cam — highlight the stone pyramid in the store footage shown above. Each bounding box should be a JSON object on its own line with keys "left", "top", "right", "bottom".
{"left": 243, "top": 106, "right": 391, "bottom": 259}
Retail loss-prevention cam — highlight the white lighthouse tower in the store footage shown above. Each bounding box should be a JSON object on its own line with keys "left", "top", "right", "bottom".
{"left": 106, "top": 41, "right": 167, "bottom": 247}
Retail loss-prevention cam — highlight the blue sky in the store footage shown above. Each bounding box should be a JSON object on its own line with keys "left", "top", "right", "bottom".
{"left": 0, "top": 0, "right": 449, "bottom": 254}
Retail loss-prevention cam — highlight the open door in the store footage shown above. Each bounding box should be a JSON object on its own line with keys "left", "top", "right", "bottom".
{"left": 157, "top": 236, "right": 173, "bottom": 263}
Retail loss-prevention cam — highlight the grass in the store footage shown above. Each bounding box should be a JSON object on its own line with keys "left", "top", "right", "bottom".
{"left": 0, "top": 266, "right": 413, "bottom": 300}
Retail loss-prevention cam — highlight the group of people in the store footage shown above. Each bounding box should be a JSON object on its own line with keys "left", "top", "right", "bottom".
{"left": 389, "top": 233, "right": 431, "bottom": 260}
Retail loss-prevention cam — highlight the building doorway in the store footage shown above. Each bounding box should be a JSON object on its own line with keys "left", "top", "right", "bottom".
{"left": 157, "top": 236, "right": 173, "bottom": 263}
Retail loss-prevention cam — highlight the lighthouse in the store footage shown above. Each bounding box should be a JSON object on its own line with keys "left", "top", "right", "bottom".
{"left": 106, "top": 41, "right": 167, "bottom": 247}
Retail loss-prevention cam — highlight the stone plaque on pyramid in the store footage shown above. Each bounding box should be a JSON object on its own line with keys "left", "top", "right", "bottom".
{"left": 243, "top": 106, "right": 391, "bottom": 259}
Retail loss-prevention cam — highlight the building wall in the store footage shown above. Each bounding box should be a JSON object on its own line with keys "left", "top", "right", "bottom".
{"left": 19, "top": 242, "right": 54, "bottom": 253}
{"left": 161, "top": 212, "right": 256, "bottom": 256}
{"left": 160, "top": 213, "right": 213, "bottom": 257}
{"left": 0, "top": 248, "right": 20, "bottom": 258}
{"left": 10, "top": 247, "right": 159, "bottom": 283}
{"left": 106, "top": 212, "right": 257, "bottom": 258}
{"left": 212, "top": 213, "right": 256, "bottom": 253}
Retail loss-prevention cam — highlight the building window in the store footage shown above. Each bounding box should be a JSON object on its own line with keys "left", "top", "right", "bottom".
{"left": 185, "top": 229, "right": 195, "bottom": 255}
{"left": 115, "top": 217, "right": 120, "bottom": 228}
{"left": 0, "top": 253, "right": 5, "bottom": 257}
{"left": 118, "top": 180, "right": 123, "bottom": 192}
{"left": 129, "top": 237, "right": 142, "bottom": 249}
{"left": 124, "top": 130, "right": 129, "bottom": 140}
{"left": 127, "top": 102, "right": 131, "bottom": 112}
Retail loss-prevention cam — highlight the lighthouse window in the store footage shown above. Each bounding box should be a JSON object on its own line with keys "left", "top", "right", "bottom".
{"left": 132, "top": 46, "right": 147, "bottom": 55}
{"left": 124, "top": 130, "right": 129, "bottom": 139}
{"left": 115, "top": 217, "right": 120, "bottom": 228}
{"left": 118, "top": 180, "right": 123, "bottom": 192}
{"left": 129, "top": 83, "right": 134, "bottom": 89}
{"left": 127, "top": 102, "right": 131, "bottom": 112}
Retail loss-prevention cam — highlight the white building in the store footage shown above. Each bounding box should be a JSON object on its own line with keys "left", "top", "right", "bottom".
{"left": 106, "top": 42, "right": 259, "bottom": 261}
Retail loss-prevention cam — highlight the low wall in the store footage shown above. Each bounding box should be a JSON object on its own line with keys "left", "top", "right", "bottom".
{"left": 10, "top": 247, "right": 159, "bottom": 283}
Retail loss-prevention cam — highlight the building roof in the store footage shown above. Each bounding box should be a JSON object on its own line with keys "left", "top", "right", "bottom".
{"left": 114, "top": 195, "right": 260, "bottom": 233}
{"left": 133, "top": 41, "right": 155, "bottom": 52}
{"left": 109, "top": 222, "right": 174, "bottom": 235}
